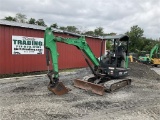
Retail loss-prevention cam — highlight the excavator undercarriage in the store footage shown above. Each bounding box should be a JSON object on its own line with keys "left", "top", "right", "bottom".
{"left": 44, "top": 27, "right": 131, "bottom": 95}
{"left": 74, "top": 78, "right": 131, "bottom": 95}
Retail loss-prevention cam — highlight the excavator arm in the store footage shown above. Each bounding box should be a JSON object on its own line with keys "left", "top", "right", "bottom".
{"left": 149, "top": 44, "right": 159, "bottom": 59}
{"left": 149, "top": 44, "right": 160, "bottom": 66}
{"left": 45, "top": 27, "right": 99, "bottom": 77}
{"left": 44, "top": 27, "right": 101, "bottom": 95}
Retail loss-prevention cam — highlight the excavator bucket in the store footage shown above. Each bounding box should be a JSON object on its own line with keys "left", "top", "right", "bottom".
{"left": 48, "top": 82, "right": 69, "bottom": 95}
{"left": 74, "top": 79, "right": 105, "bottom": 95}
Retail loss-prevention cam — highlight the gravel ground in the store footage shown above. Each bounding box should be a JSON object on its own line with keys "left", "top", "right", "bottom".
{"left": 0, "top": 63, "right": 160, "bottom": 120}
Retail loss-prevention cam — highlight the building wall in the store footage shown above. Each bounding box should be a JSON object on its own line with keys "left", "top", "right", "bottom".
{"left": 0, "top": 25, "right": 105, "bottom": 74}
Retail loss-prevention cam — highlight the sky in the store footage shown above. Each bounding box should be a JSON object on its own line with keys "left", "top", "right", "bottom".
{"left": 0, "top": 0, "right": 160, "bottom": 39}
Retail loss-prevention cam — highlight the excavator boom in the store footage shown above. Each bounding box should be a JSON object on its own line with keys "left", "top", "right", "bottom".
{"left": 44, "top": 27, "right": 131, "bottom": 95}
{"left": 44, "top": 28, "right": 104, "bottom": 95}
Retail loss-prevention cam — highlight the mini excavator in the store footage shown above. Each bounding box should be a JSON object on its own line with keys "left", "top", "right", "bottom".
{"left": 44, "top": 27, "right": 131, "bottom": 95}
{"left": 151, "top": 44, "right": 160, "bottom": 67}
{"left": 138, "top": 44, "right": 160, "bottom": 67}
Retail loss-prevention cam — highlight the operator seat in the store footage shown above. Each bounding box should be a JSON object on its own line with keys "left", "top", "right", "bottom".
{"left": 117, "top": 46, "right": 126, "bottom": 68}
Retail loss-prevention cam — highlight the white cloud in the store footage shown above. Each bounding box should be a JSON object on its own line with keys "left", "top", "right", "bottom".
{"left": 0, "top": 0, "right": 160, "bottom": 39}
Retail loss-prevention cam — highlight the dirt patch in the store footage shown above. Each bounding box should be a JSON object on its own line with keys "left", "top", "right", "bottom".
{"left": 45, "top": 113, "right": 72, "bottom": 119}
{"left": 64, "top": 94, "right": 83, "bottom": 102}
{"left": 129, "top": 62, "right": 160, "bottom": 80}
{"left": 74, "top": 100, "right": 112, "bottom": 110}
{"left": 12, "top": 86, "right": 34, "bottom": 93}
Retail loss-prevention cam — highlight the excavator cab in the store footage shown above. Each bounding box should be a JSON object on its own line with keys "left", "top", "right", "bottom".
{"left": 100, "top": 35, "right": 129, "bottom": 78}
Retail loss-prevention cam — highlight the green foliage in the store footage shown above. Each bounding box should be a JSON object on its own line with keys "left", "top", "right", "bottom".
{"left": 106, "top": 41, "right": 112, "bottom": 50}
{"left": 15, "top": 13, "right": 27, "bottom": 23}
{"left": 4, "top": 13, "right": 27, "bottom": 23}
{"left": 104, "top": 32, "right": 116, "bottom": 36}
{"left": 36, "top": 19, "right": 46, "bottom": 26}
{"left": 59, "top": 26, "right": 67, "bottom": 31}
{"left": 3, "top": 13, "right": 47, "bottom": 27}
{"left": 94, "top": 27, "right": 104, "bottom": 36}
{"left": 83, "top": 31, "right": 95, "bottom": 36}
{"left": 66, "top": 26, "right": 79, "bottom": 33}
{"left": 28, "top": 18, "right": 36, "bottom": 24}
{"left": 126, "top": 25, "right": 159, "bottom": 53}
{"left": 59, "top": 26, "right": 80, "bottom": 33}
{"left": 51, "top": 23, "right": 58, "bottom": 28}
{"left": 126, "top": 25, "right": 144, "bottom": 52}
{"left": 4, "top": 16, "right": 16, "bottom": 21}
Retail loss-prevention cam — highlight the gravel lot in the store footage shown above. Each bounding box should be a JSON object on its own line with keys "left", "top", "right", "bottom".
{"left": 0, "top": 62, "right": 160, "bottom": 120}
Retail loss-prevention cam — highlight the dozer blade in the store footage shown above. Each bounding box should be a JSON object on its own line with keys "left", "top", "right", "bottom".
{"left": 74, "top": 79, "right": 105, "bottom": 95}
{"left": 104, "top": 79, "right": 131, "bottom": 92}
{"left": 48, "top": 82, "right": 69, "bottom": 95}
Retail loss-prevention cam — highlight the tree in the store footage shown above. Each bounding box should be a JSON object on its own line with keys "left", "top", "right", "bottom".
{"left": 126, "top": 25, "right": 144, "bottom": 52}
{"left": 106, "top": 41, "right": 112, "bottom": 50}
{"left": 104, "top": 32, "right": 116, "bottom": 36}
{"left": 59, "top": 26, "right": 80, "bottom": 33}
{"left": 15, "top": 13, "right": 27, "bottom": 23}
{"left": 59, "top": 27, "right": 66, "bottom": 31}
{"left": 36, "top": 19, "right": 46, "bottom": 26}
{"left": 50, "top": 23, "right": 58, "bottom": 28}
{"left": 84, "top": 31, "right": 95, "bottom": 36}
{"left": 59, "top": 26, "right": 67, "bottom": 31}
{"left": 66, "top": 26, "right": 79, "bottom": 33}
{"left": 4, "top": 16, "right": 16, "bottom": 21}
{"left": 94, "top": 27, "right": 104, "bottom": 36}
{"left": 28, "top": 18, "right": 36, "bottom": 24}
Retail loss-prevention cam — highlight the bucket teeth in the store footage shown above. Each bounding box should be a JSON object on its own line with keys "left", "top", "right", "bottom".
{"left": 48, "top": 82, "right": 69, "bottom": 95}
